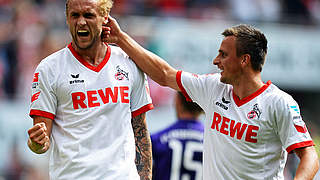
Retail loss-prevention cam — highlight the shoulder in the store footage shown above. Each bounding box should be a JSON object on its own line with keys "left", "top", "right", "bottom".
{"left": 37, "top": 47, "right": 68, "bottom": 70}
{"left": 266, "top": 84, "right": 294, "bottom": 101}
{"left": 263, "top": 83, "right": 297, "bottom": 110}
{"left": 182, "top": 72, "right": 225, "bottom": 86}
{"left": 200, "top": 73, "right": 232, "bottom": 92}
{"left": 109, "top": 44, "right": 129, "bottom": 59}
{"left": 109, "top": 44, "right": 140, "bottom": 70}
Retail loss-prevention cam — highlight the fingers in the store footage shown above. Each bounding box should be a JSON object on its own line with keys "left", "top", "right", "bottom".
{"left": 106, "top": 15, "right": 120, "bottom": 33}
{"left": 102, "top": 27, "right": 110, "bottom": 38}
{"left": 102, "top": 26, "right": 111, "bottom": 33}
{"left": 28, "top": 122, "right": 49, "bottom": 146}
{"left": 101, "top": 16, "right": 121, "bottom": 43}
{"left": 108, "top": 15, "right": 116, "bottom": 23}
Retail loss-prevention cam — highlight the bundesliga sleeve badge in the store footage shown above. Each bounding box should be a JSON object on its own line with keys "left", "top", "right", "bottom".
{"left": 32, "top": 72, "right": 40, "bottom": 89}
{"left": 289, "top": 105, "right": 307, "bottom": 133}
{"left": 31, "top": 72, "right": 41, "bottom": 103}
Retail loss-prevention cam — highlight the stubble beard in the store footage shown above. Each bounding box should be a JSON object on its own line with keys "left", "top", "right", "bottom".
{"left": 72, "top": 31, "right": 100, "bottom": 50}
{"left": 220, "top": 75, "right": 231, "bottom": 85}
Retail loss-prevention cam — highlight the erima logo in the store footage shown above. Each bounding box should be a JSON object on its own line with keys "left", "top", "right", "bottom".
{"left": 222, "top": 97, "right": 230, "bottom": 104}
{"left": 215, "top": 97, "right": 230, "bottom": 110}
{"left": 70, "top": 74, "right": 84, "bottom": 84}
{"left": 115, "top": 65, "right": 129, "bottom": 81}
{"left": 71, "top": 74, "right": 79, "bottom": 78}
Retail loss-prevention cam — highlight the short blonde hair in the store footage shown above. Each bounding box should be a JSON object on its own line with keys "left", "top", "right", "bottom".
{"left": 66, "top": 0, "right": 113, "bottom": 16}
{"left": 97, "top": 0, "right": 113, "bottom": 16}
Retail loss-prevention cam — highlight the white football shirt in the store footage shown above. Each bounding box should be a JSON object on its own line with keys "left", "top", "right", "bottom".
{"left": 176, "top": 71, "right": 314, "bottom": 180}
{"left": 30, "top": 43, "right": 153, "bottom": 180}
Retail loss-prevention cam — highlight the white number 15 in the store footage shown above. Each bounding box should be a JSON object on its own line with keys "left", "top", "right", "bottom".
{"left": 168, "top": 140, "right": 203, "bottom": 180}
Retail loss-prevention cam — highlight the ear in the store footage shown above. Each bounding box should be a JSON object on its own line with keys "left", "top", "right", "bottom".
{"left": 241, "top": 54, "right": 250, "bottom": 66}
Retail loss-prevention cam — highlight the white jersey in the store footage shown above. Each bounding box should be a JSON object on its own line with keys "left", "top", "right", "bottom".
{"left": 29, "top": 43, "right": 153, "bottom": 180}
{"left": 176, "top": 71, "right": 314, "bottom": 180}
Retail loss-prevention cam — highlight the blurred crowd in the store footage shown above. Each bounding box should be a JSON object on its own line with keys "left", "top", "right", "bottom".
{"left": 1, "top": 0, "right": 320, "bottom": 100}
{"left": 1, "top": 0, "right": 320, "bottom": 179}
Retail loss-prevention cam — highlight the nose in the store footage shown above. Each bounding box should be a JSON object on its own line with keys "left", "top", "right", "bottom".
{"left": 77, "top": 16, "right": 86, "bottom": 26}
{"left": 213, "top": 56, "right": 219, "bottom": 65}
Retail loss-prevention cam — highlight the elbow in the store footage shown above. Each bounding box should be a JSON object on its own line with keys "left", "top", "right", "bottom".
{"left": 315, "top": 157, "right": 320, "bottom": 171}
{"left": 157, "top": 77, "right": 168, "bottom": 87}
{"left": 156, "top": 69, "right": 172, "bottom": 87}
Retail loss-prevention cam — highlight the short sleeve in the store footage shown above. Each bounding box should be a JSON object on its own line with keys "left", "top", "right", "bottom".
{"left": 130, "top": 69, "right": 153, "bottom": 117}
{"left": 29, "top": 62, "right": 57, "bottom": 120}
{"left": 275, "top": 95, "right": 314, "bottom": 153}
{"left": 176, "top": 71, "right": 221, "bottom": 110}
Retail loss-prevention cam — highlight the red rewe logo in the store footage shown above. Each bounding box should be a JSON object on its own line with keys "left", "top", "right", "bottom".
{"left": 72, "top": 86, "right": 130, "bottom": 109}
{"left": 211, "top": 112, "right": 260, "bottom": 143}
{"left": 33, "top": 73, "right": 39, "bottom": 83}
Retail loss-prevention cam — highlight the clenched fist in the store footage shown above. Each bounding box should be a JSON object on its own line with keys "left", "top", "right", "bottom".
{"left": 27, "top": 122, "right": 50, "bottom": 154}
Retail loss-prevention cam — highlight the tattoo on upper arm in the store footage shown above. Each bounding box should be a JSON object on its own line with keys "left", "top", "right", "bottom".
{"left": 132, "top": 113, "right": 152, "bottom": 180}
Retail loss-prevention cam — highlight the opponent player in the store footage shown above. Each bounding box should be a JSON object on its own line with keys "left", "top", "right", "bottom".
{"left": 151, "top": 92, "right": 204, "bottom": 180}
{"left": 102, "top": 17, "right": 319, "bottom": 179}
{"left": 27, "top": 0, "right": 153, "bottom": 179}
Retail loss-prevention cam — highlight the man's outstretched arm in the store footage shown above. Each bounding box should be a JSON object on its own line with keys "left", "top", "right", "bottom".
{"left": 102, "top": 16, "right": 179, "bottom": 91}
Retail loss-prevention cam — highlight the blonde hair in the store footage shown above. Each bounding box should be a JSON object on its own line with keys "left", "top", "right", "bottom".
{"left": 97, "top": 0, "right": 113, "bottom": 16}
{"left": 66, "top": 0, "right": 113, "bottom": 16}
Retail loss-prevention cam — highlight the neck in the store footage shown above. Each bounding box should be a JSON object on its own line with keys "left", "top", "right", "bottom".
{"left": 232, "top": 73, "right": 264, "bottom": 100}
{"left": 72, "top": 42, "right": 107, "bottom": 67}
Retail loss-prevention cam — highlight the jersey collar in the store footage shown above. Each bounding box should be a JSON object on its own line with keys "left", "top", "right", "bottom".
{"left": 232, "top": 80, "right": 271, "bottom": 107}
{"left": 67, "top": 43, "right": 111, "bottom": 72}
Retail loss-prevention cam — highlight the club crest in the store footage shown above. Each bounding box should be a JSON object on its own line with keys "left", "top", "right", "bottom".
{"left": 115, "top": 65, "right": 129, "bottom": 81}
{"left": 247, "top": 103, "right": 261, "bottom": 120}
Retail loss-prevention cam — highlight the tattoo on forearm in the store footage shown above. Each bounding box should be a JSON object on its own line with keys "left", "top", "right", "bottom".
{"left": 132, "top": 113, "right": 152, "bottom": 180}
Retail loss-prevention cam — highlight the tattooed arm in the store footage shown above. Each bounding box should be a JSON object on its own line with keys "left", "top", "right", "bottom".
{"left": 132, "top": 112, "right": 152, "bottom": 180}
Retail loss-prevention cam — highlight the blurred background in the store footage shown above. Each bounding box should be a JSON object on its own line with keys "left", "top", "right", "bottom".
{"left": 0, "top": 0, "right": 320, "bottom": 179}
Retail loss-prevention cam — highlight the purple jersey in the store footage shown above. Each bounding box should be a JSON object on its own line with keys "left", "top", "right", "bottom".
{"left": 151, "top": 119, "right": 204, "bottom": 180}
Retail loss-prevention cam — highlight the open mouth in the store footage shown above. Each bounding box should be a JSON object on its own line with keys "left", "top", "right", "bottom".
{"left": 77, "top": 30, "right": 89, "bottom": 37}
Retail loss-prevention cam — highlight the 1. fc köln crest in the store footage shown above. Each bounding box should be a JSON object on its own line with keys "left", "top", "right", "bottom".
{"left": 115, "top": 65, "right": 129, "bottom": 81}
{"left": 247, "top": 103, "right": 261, "bottom": 120}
